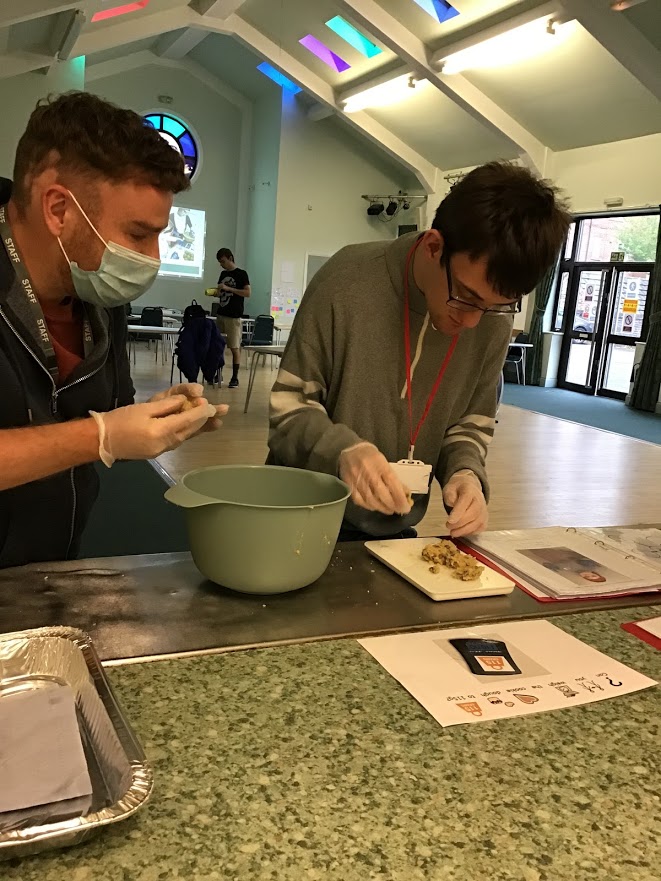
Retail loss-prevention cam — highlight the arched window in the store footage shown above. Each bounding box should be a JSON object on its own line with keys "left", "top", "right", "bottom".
{"left": 143, "top": 113, "right": 199, "bottom": 179}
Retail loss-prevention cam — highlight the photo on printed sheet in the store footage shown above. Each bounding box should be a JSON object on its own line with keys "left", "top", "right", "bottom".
{"left": 519, "top": 546, "right": 632, "bottom": 588}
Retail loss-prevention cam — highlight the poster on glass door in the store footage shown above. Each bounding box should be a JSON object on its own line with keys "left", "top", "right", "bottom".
{"left": 614, "top": 275, "right": 647, "bottom": 336}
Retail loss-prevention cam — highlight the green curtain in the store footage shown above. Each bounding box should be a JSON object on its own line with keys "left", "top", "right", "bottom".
{"left": 526, "top": 264, "right": 556, "bottom": 385}
{"left": 629, "top": 210, "right": 661, "bottom": 412}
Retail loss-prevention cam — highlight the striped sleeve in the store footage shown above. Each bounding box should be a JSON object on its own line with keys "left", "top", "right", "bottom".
{"left": 268, "top": 288, "right": 362, "bottom": 475}
{"left": 436, "top": 320, "right": 512, "bottom": 501}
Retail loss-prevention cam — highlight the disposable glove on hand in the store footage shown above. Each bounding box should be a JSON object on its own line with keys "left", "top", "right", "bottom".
{"left": 443, "top": 469, "right": 488, "bottom": 538}
{"left": 339, "top": 443, "right": 413, "bottom": 516}
{"left": 90, "top": 396, "right": 217, "bottom": 467}
{"left": 149, "top": 382, "right": 206, "bottom": 404}
{"left": 149, "top": 383, "right": 228, "bottom": 430}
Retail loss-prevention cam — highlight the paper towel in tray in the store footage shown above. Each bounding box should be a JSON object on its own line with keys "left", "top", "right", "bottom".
{"left": 0, "top": 681, "right": 92, "bottom": 814}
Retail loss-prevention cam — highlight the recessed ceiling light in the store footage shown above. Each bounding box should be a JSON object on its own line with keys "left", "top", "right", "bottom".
{"left": 343, "top": 74, "right": 426, "bottom": 113}
{"left": 611, "top": 0, "right": 650, "bottom": 9}
{"left": 441, "top": 17, "right": 575, "bottom": 74}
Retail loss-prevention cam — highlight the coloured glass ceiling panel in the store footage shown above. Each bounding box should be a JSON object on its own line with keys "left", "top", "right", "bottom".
{"left": 91, "top": 0, "right": 150, "bottom": 24}
{"left": 412, "top": 0, "right": 459, "bottom": 24}
{"left": 325, "top": 16, "right": 381, "bottom": 58}
{"left": 257, "top": 62, "right": 302, "bottom": 93}
{"left": 299, "top": 34, "right": 351, "bottom": 73}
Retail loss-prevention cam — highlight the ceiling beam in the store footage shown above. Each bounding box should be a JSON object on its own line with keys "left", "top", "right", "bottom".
{"left": 210, "top": 13, "right": 438, "bottom": 192}
{"left": 154, "top": 28, "right": 210, "bottom": 60}
{"left": 437, "top": 75, "right": 552, "bottom": 174}
{"left": 191, "top": 0, "right": 250, "bottom": 16}
{"left": 0, "top": 0, "right": 77, "bottom": 29}
{"left": 159, "top": 55, "right": 250, "bottom": 111}
{"left": 74, "top": 6, "right": 196, "bottom": 57}
{"left": 153, "top": 0, "right": 250, "bottom": 62}
{"left": 85, "top": 49, "right": 159, "bottom": 82}
{"left": 0, "top": 51, "right": 55, "bottom": 79}
{"left": 219, "top": 15, "right": 336, "bottom": 103}
{"left": 349, "top": 112, "right": 439, "bottom": 193}
{"left": 307, "top": 104, "right": 335, "bottom": 121}
{"left": 561, "top": 0, "right": 661, "bottom": 101}
{"left": 85, "top": 48, "right": 250, "bottom": 112}
{"left": 335, "top": 0, "right": 550, "bottom": 173}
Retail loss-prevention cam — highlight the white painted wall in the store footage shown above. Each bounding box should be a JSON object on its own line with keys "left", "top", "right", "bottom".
{"left": 551, "top": 134, "right": 661, "bottom": 213}
{"left": 0, "top": 59, "right": 86, "bottom": 179}
{"left": 423, "top": 138, "right": 661, "bottom": 224}
{"left": 89, "top": 64, "right": 243, "bottom": 310}
{"left": 271, "top": 93, "right": 418, "bottom": 323}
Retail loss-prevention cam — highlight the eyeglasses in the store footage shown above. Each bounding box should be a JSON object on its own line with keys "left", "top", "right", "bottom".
{"left": 443, "top": 256, "right": 522, "bottom": 315}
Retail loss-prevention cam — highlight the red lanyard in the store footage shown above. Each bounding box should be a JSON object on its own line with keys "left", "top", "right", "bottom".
{"left": 404, "top": 239, "right": 458, "bottom": 459}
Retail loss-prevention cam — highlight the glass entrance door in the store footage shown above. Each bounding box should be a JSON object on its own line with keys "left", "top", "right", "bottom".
{"left": 558, "top": 268, "right": 610, "bottom": 394}
{"left": 597, "top": 268, "right": 651, "bottom": 398}
{"left": 558, "top": 266, "right": 652, "bottom": 399}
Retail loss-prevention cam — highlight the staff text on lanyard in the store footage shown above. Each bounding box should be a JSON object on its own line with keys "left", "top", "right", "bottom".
{"left": 0, "top": 204, "right": 92, "bottom": 381}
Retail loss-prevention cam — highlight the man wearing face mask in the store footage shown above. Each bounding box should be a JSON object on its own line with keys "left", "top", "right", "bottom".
{"left": 269, "top": 163, "right": 571, "bottom": 541}
{"left": 0, "top": 92, "right": 227, "bottom": 569}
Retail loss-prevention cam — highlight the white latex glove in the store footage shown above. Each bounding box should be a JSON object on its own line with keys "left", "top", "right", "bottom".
{"left": 149, "top": 383, "right": 228, "bottom": 431}
{"left": 339, "top": 443, "right": 412, "bottom": 516}
{"left": 443, "top": 469, "right": 488, "bottom": 538}
{"left": 90, "top": 396, "right": 218, "bottom": 467}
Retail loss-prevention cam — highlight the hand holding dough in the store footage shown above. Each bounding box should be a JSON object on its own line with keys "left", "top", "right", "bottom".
{"left": 149, "top": 383, "right": 228, "bottom": 426}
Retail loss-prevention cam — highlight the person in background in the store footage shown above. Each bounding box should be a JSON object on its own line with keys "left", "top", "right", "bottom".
{"left": 214, "top": 248, "right": 251, "bottom": 388}
{"left": 0, "top": 92, "right": 227, "bottom": 568}
{"left": 269, "top": 162, "right": 571, "bottom": 541}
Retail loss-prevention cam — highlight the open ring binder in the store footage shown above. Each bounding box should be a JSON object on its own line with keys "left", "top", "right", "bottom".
{"left": 463, "top": 526, "right": 661, "bottom": 602}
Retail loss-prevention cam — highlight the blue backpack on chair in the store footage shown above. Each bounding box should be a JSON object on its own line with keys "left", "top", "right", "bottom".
{"left": 182, "top": 299, "right": 207, "bottom": 324}
{"left": 175, "top": 301, "right": 225, "bottom": 384}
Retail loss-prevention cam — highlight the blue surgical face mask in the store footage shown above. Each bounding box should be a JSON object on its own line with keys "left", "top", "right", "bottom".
{"left": 58, "top": 191, "right": 161, "bottom": 308}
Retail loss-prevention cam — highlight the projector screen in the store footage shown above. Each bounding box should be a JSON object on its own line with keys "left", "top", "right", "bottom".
{"left": 158, "top": 206, "right": 206, "bottom": 279}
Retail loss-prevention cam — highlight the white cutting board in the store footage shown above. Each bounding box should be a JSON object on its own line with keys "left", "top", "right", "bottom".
{"left": 366, "top": 538, "right": 515, "bottom": 602}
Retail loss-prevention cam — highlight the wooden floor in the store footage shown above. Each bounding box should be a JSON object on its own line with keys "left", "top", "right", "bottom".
{"left": 132, "top": 346, "right": 661, "bottom": 534}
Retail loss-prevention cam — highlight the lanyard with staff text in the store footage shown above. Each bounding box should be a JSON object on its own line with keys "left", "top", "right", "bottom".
{"left": 0, "top": 204, "right": 93, "bottom": 381}
{"left": 403, "top": 238, "right": 458, "bottom": 460}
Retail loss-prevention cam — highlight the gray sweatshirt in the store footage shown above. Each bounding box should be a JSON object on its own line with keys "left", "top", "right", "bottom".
{"left": 268, "top": 232, "right": 512, "bottom": 536}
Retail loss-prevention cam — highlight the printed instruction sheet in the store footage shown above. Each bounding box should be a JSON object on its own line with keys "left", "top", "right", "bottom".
{"left": 359, "top": 620, "right": 656, "bottom": 726}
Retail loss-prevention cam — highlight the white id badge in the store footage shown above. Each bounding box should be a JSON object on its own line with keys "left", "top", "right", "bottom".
{"left": 389, "top": 460, "right": 433, "bottom": 495}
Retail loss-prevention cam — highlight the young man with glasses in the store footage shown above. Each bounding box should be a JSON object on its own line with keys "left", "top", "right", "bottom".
{"left": 268, "top": 162, "right": 571, "bottom": 540}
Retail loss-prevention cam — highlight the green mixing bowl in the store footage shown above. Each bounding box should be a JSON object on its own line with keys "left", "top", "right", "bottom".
{"left": 164, "top": 465, "right": 350, "bottom": 594}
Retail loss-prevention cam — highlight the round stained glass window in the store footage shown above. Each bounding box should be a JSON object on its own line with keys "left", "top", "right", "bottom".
{"left": 143, "top": 113, "right": 199, "bottom": 179}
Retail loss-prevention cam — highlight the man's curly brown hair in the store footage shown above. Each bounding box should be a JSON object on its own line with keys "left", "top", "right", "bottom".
{"left": 13, "top": 91, "right": 190, "bottom": 210}
{"left": 433, "top": 161, "right": 571, "bottom": 298}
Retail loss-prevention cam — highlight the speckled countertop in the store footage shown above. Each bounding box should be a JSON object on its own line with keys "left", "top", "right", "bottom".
{"left": 6, "top": 607, "right": 661, "bottom": 881}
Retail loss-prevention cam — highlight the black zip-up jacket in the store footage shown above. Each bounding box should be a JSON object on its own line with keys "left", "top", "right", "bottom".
{"left": 0, "top": 180, "right": 135, "bottom": 568}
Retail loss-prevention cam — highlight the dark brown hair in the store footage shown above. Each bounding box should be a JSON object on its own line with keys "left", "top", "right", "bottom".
{"left": 216, "top": 248, "right": 234, "bottom": 262}
{"left": 13, "top": 91, "right": 190, "bottom": 209}
{"left": 433, "top": 161, "right": 571, "bottom": 298}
